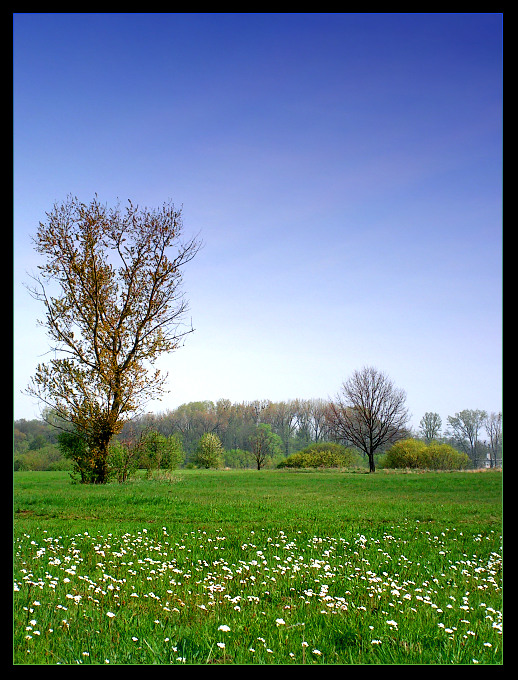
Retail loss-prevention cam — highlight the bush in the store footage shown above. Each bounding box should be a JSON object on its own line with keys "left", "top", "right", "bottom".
{"left": 424, "top": 442, "right": 470, "bottom": 470}
{"left": 383, "top": 438, "right": 470, "bottom": 470}
{"left": 278, "top": 442, "right": 358, "bottom": 469}
{"left": 382, "top": 439, "right": 428, "bottom": 469}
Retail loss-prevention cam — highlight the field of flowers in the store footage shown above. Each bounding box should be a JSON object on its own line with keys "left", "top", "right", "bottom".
{"left": 13, "top": 470, "right": 502, "bottom": 665}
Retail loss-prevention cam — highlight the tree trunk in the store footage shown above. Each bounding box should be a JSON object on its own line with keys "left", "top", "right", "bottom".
{"left": 368, "top": 451, "right": 376, "bottom": 473}
{"left": 90, "top": 426, "right": 115, "bottom": 483}
{"left": 92, "top": 442, "right": 110, "bottom": 483}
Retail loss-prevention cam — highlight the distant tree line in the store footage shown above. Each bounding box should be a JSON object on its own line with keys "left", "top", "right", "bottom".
{"left": 14, "top": 401, "right": 501, "bottom": 476}
{"left": 121, "top": 398, "right": 332, "bottom": 461}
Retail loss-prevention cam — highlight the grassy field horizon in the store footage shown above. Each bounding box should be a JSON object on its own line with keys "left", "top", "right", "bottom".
{"left": 13, "top": 469, "right": 502, "bottom": 665}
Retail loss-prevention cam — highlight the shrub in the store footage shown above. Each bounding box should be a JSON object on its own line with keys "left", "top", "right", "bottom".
{"left": 278, "top": 442, "right": 357, "bottom": 469}
{"left": 425, "top": 442, "right": 470, "bottom": 470}
{"left": 383, "top": 439, "right": 428, "bottom": 469}
{"left": 384, "top": 438, "right": 470, "bottom": 470}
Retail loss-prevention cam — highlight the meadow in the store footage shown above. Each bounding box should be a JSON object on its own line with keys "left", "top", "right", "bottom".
{"left": 13, "top": 469, "right": 503, "bottom": 665}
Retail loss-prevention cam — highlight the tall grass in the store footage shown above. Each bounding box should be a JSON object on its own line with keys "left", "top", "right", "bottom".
{"left": 13, "top": 469, "right": 502, "bottom": 665}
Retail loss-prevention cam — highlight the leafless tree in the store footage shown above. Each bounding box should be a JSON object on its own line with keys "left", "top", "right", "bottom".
{"left": 485, "top": 412, "right": 502, "bottom": 468}
{"left": 310, "top": 398, "right": 329, "bottom": 443}
{"left": 447, "top": 409, "right": 487, "bottom": 466}
{"left": 419, "top": 412, "right": 442, "bottom": 442}
{"left": 325, "top": 366, "right": 410, "bottom": 472}
{"left": 293, "top": 398, "right": 313, "bottom": 445}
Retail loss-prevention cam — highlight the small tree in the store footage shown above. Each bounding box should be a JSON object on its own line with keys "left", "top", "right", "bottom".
{"left": 141, "top": 430, "right": 164, "bottom": 475}
{"left": 249, "top": 423, "right": 283, "bottom": 470}
{"left": 141, "top": 430, "right": 184, "bottom": 476}
{"left": 193, "top": 433, "right": 224, "bottom": 469}
{"left": 164, "top": 433, "right": 185, "bottom": 470}
{"left": 325, "top": 366, "right": 410, "bottom": 472}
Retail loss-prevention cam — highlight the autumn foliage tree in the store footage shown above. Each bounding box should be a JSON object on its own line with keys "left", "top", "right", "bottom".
{"left": 25, "top": 195, "right": 200, "bottom": 483}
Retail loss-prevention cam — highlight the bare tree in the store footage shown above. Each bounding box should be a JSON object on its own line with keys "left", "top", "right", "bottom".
{"left": 25, "top": 195, "right": 200, "bottom": 483}
{"left": 293, "top": 398, "right": 313, "bottom": 447}
{"left": 485, "top": 411, "right": 502, "bottom": 468}
{"left": 310, "top": 398, "right": 329, "bottom": 443}
{"left": 325, "top": 366, "right": 410, "bottom": 472}
{"left": 447, "top": 409, "right": 487, "bottom": 467}
{"left": 419, "top": 412, "right": 442, "bottom": 443}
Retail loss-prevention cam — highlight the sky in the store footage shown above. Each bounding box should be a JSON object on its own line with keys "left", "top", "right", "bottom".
{"left": 13, "top": 12, "right": 503, "bottom": 432}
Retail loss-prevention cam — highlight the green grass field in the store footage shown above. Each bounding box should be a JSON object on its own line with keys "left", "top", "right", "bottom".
{"left": 13, "top": 469, "right": 503, "bottom": 665}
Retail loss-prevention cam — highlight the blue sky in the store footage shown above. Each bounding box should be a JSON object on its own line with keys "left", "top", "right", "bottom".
{"left": 13, "top": 13, "right": 503, "bottom": 431}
